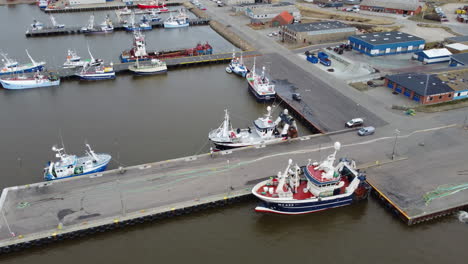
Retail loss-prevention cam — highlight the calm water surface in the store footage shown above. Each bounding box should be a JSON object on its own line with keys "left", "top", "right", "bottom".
{"left": 0, "top": 5, "right": 467, "bottom": 264}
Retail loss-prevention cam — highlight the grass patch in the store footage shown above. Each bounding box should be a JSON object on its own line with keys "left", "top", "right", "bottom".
{"left": 415, "top": 98, "right": 468, "bottom": 113}
{"left": 349, "top": 82, "right": 370, "bottom": 91}
{"left": 297, "top": 4, "right": 395, "bottom": 25}
{"left": 417, "top": 23, "right": 463, "bottom": 36}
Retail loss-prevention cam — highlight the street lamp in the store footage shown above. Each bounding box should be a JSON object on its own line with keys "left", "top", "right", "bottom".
{"left": 391, "top": 129, "right": 400, "bottom": 160}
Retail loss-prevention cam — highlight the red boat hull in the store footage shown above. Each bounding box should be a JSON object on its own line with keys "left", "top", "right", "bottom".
{"left": 137, "top": 4, "right": 166, "bottom": 9}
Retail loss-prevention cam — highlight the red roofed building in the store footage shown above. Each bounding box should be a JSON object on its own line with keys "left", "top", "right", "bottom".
{"left": 270, "top": 11, "right": 294, "bottom": 27}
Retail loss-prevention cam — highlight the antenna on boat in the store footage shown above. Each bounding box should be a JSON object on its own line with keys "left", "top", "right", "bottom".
{"left": 25, "top": 49, "right": 37, "bottom": 66}
{"left": 252, "top": 57, "right": 256, "bottom": 76}
{"left": 240, "top": 51, "right": 244, "bottom": 65}
{"left": 87, "top": 44, "right": 96, "bottom": 63}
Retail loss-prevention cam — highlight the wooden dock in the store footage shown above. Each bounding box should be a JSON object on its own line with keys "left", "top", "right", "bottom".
{"left": 50, "top": 51, "right": 261, "bottom": 78}
{"left": 43, "top": 1, "right": 184, "bottom": 13}
{"left": 25, "top": 18, "right": 211, "bottom": 37}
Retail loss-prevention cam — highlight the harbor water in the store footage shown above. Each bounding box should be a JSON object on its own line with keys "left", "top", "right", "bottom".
{"left": 0, "top": 4, "right": 467, "bottom": 264}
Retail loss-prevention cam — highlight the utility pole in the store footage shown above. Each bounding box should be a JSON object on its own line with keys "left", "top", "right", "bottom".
{"left": 391, "top": 129, "right": 400, "bottom": 160}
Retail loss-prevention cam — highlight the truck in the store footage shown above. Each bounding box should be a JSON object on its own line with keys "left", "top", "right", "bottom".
{"left": 318, "top": 51, "right": 331, "bottom": 66}
{"left": 305, "top": 51, "right": 318, "bottom": 64}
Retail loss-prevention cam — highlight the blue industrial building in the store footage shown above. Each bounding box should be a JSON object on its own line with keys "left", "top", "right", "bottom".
{"left": 348, "top": 31, "right": 425, "bottom": 56}
{"left": 413, "top": 48, "right": 452, "bottom": 64}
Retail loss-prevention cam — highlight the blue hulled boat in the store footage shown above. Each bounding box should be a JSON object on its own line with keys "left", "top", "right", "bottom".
{"left": 0, "top": 50, "right": 45, "bottom": 76}
{"left": 252, "top": 142, "right": 370, "bottom": 214}
{"left": 44, "top": 144, "right": 111, "bottom": 181}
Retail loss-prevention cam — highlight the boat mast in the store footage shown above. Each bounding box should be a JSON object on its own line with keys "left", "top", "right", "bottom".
{"left": 87, "top": 45, "right": 96, "bottom": 63}
{"left": 85, "top": 143, "right": 99, "bottom": 162}
{"left": 221, "top": 109, "right": 231, "bottom": 139}
{"left": 25, "top": 49, "right": 38, "bottom": 66}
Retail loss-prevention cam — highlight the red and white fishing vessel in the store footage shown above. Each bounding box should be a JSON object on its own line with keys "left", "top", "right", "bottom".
{"left": 137, "top": 0, "right": 167, "bottom": 9}
{"left": 252, "top": 142, "right": 371, "bottom": 214}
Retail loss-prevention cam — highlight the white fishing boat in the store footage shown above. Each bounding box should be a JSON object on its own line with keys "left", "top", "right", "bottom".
{"left": 0, "top": 72, "right": 60, "bottom": 90}
{"left": 76, "top": 62, "right": 115, "bottom": 80}
{"left": 81, "top": 15, "right": 96, "bottom": 33}
{"left": 164, "top": 9, "right": 189, "bottom": 28}
{"left": 44, "top": 144, "right": 111, "bottom": 181}
{"left": 0, "top": 50, "right": 46, "bottom": 76}
{"left": 225, "top": 51, "right": 248, "bottom": 77}
{"left": 246, "top": 58, "right": 276, "bottom": 102}
{"left": 50, "top": 15, "right": 65, "bottom": 28}
{"left": 63, "top": 50, "right": 89, "bottom": 69}
{"left": 31, "top": 19, "right": 44, "bottom": 31}
{"left": 208, "top": 107, "right": 298, "bottom": 149}
{"left": 252, "top": 142, "right": 371, "bottom": 214}
{"left": 116, "top": 6, "right": 132, "bottom": 16}
{"left": 99, "top": 15, "right": 114, "bottom": 33}
{"left": 128, "top": 58, "right": 167, "bottom": 75}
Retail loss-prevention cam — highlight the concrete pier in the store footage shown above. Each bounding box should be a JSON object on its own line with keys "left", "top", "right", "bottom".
{"left": 0, "top": 123, "right": 467, "bottom": 254}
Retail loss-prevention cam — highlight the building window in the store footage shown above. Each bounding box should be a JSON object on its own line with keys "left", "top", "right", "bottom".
{"left": 457, "top": 93, "right": 461, "bottom": 97}
{"left": 448, "top": 94, "right": 452, "bottom": 97}
{"left": 429, "top": 97, "right": 433, "bottom": 101}
{"left": 439, "top": 96, "right": 442, "bottom": 99}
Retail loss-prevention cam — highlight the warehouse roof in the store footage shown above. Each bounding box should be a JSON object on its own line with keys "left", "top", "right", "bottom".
{"left": 451, "top": 53, "right": 468, "bottom": 65}
{"left": 445, "top": 43, "right": 468, "bottom": 51}
{"left": 360, "top": 0, "right": 421, "bottom": 11}
{"left": 284, "top": 21, "right": 355, "bottom": 32}
{"left": 250, "top": 5, "right": 298, "bottom": 15}
{"left": 437, "top": 70, "right": 468, "bottom": 92}
{"left": 386, "top": 73, "right": 454, "bottom": 96}
{"left": 445, "top": 35, "right": 468, "bottom": 43}
{"left": 350, "top": 31, "right": 424, "bottom": 45}
{"left": 420, "top": 48, "right": 452, "bottom": 58}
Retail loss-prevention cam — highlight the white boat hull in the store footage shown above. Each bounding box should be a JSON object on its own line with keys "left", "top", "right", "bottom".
{"left": 0, "top": 79, "right": 60, "bottom": 90}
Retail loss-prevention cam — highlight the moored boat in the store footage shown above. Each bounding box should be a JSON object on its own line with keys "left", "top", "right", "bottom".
{"left": 208, "top": 106, "right": 298, "bottom": 149}
{"left": 128, "top": 59, "right": 167, "bottom": 75}
{"left": 163, "top": 9, "right": 189, "bottom": 28}
{"left": 0, "top": 50, "right": 45, "bottom": 76}
{"left": 0, "top": 72, "right": 60, "bottom": 90}
{"left": 120, "top": 31, "right": 213, "bottom": 63}
{"left": 44, "top": 144, "right": 111, "bottom": 181}
{"left": 124, "top": 12, "right": 152, "bottom": 31}
{"left": 76, "top": 63, "right": 115, "bottom": 80}
{"left": 30, "top": 19, "right": 44, "bottom": 31}
{"left": 252, "top": 142, "right": 371, "bottom": 214}
{"left": 226, "top": 51, "right": 248, "bottom": 77}
{"left": 137, "top": 0, "right": 167, "bottom": 9}
{"left": 246, "top": 59, "right": 276, "bottom": 102}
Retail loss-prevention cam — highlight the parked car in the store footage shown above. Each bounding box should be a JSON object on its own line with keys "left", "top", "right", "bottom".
{"left": 345, "top": 118, "right": 364, "bottom": 128}
{"left": 357, "top": 126, "right": 375, "bottom": 136}
{"left": 292, "top": 93, "right": 302, "bottom": 101}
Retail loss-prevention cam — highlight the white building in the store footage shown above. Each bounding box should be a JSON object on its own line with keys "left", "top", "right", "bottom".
{"left": 68, "top": 0, "right": 106, "bottom": 6}
{"left": 225, "top": 0, "right": 255, "bottom": 6}
{"left": 246, "top": 4, "right": 300, "bottom": 23}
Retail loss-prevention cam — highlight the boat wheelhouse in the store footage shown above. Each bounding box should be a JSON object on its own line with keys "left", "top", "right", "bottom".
{"left": 246, "top": 59, "right": 275, "bottom": 102}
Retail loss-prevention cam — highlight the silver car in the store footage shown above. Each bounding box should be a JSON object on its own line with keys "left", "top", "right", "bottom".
{"left": 358, "top": 126, "right": 375, "bottom": 136}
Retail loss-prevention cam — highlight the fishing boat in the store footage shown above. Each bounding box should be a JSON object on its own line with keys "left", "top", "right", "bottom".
{"left": 252, "top": 142, "right": 371, "bottom": 214}
{"left": 0, "top": 72, "right": 60, "bottom": 90}
{"left": 208, "top": 107, "right": 298, "bottom": 149}
{"left": 246, "top": 59, "right": 275, "bottom": 102}
{"left": 44, "top": 144, "right": 111, "bottom": 181}
{"left": 37, "top": 0, "right": 48, "bottom": 9}
{"left": 124, "top": 12, "right": 152, "bottom": 31}
{"left": 225, "top": 51, "right": 248, "bottom": 77}
{"left": 137, "top": 0, "right": 167, "bottom": 9}
{"left": 50, "top": 15, "right": 65, "bottom": 28}
{"left": 76, "top": 63, "right": 115, "bottom": 80}
{"left": 164, "top": 9, "right": 189, "bottom": 28}
{"left": 120, "top": 31, "right": 213, "bottom": 63}
{"left": 63, "top": 49, "right": 99, "bottom": 69}
{"left": 149, "top": 11, "right": 161, "bottom": 22}
{"left": 98, "top": 15, "right": 114, "bottom": 33}
{"left": 31, "top": 19, "right": 44, "bottom": 31}
{"left": 116, "top": 6, "right": 132, "bottom": 16}
{"left": 0, "top": 50, "right": 45, "bottom": 76}
{"left": 128, "top": 59, "right": 167, "bottom": 75}
{"left": 80, "top": 15, "right": 96, "bottom": 33}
